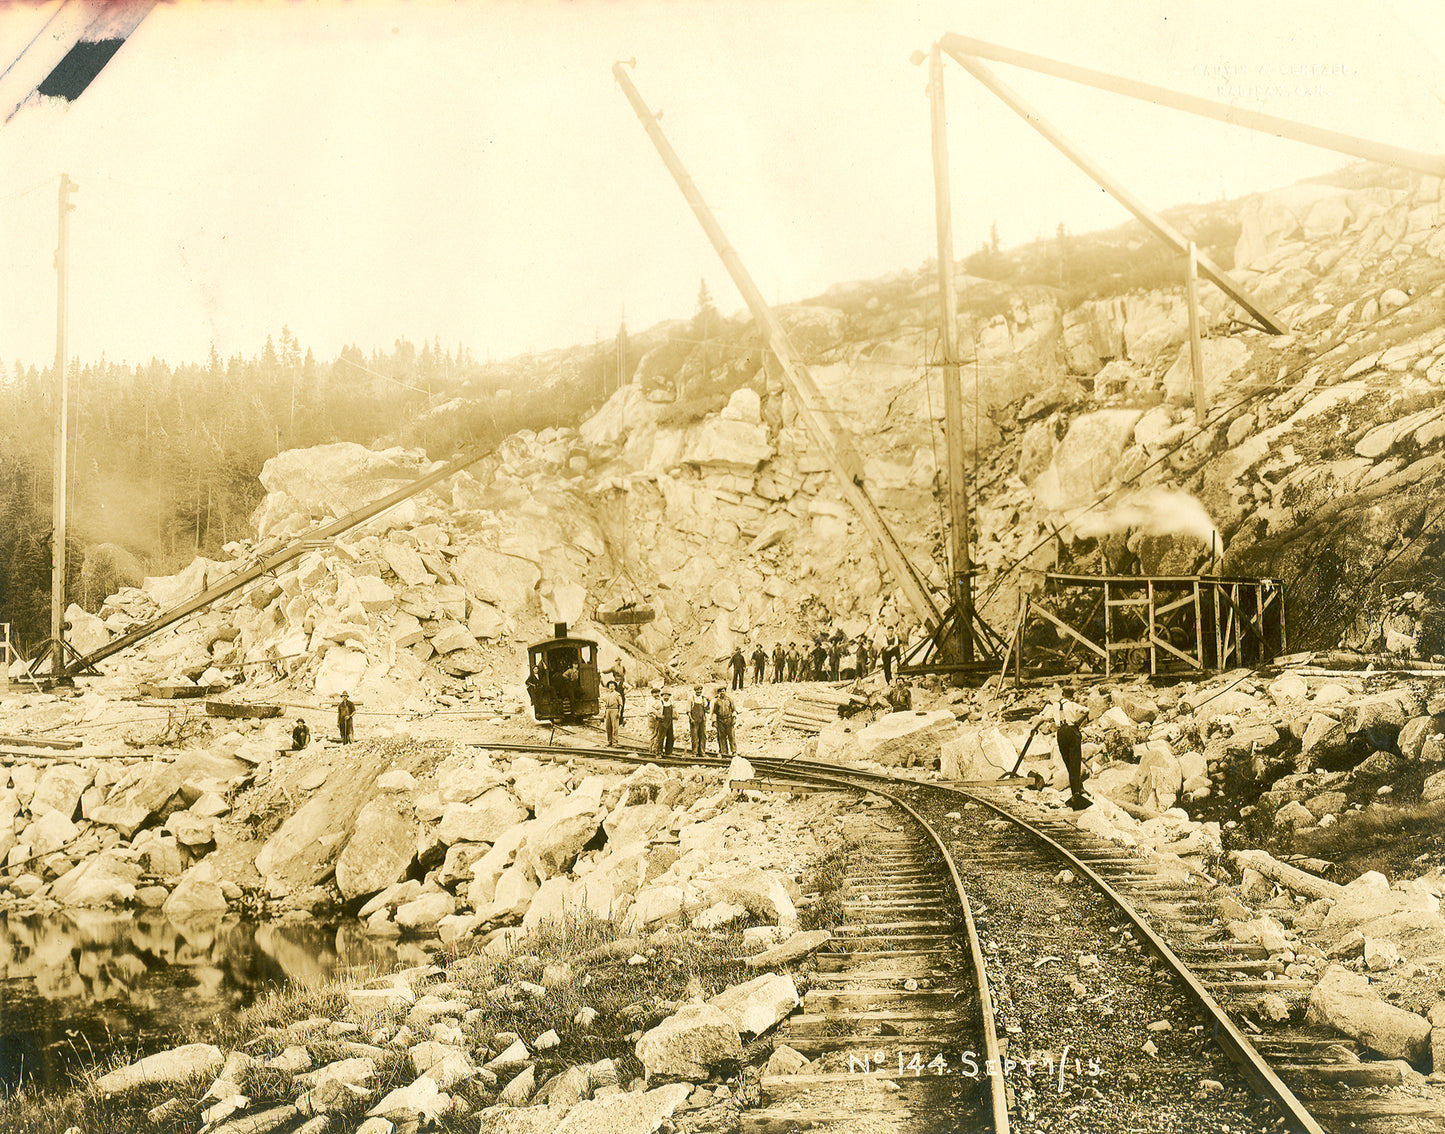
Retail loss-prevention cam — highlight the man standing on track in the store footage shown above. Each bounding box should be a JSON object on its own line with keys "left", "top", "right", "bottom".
{"left": 714, "top": 685, "right": 736, "bottom": 755}
{"left": 647, "top": 687, "right": 664, "bottom": 756}
{"left": 660, "top": 689, "right": 676, "bottom": 754}
{"left": 601, "top": 681, "right": 623, "bottom": 747}
{"left": 606, "top": 657, "right": 628, "bottom": 723}
{"left": 687, "top": 685, "right": 710, "bottom": 756}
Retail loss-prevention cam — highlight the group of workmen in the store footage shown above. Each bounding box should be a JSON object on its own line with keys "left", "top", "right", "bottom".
{"left": 596, "top": 668, "right": 738, "bottom": 758}
{"left": 726, "top": 629, "right": 906, "bottom": 689}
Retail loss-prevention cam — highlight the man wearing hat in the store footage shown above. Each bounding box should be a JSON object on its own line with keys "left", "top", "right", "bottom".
{"left": 337, "top": 692, "right": 355, "bottom": 744}
{"left": 660, "top": 689, "right": 676, "bottom": 755}
{"left": 714, "top": 685, "right": 736, "bottom": 755}
{"left": 687, "top": 685, "right": 710, "bottom": 756}
{"left": 601, "top": 680, "right": 623, "bottom": 747}
{"left": 647, "top": 687, "right": 664, "bottom": 756}
{"left": 1055, "top": 696, "right": 1090, "bottom": 809}
{"left": 291, "top": 718, "right": 310, "bottom": 751}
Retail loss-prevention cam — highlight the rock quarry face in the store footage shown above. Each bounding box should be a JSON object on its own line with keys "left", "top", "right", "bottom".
{"left": 66, "top": 167, "right": 1445, "bottom": 696}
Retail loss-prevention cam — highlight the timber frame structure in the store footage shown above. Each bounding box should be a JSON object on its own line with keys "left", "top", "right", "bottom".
{"left": 1000, "top": 573, "right": 1287, "bottom": 683}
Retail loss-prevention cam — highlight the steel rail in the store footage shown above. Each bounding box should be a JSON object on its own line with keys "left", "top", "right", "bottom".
{"left": 475, "top": 735, "right": 1008, "bottom": 1131}
{"left": 950, "top": 786, "right": 1326, "bottom": 1134}
{"left": 488, "top": 732, "right": 1325, "bottom": 1132}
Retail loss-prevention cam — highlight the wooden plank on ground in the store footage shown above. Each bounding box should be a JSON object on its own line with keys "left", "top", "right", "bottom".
{"left": 0, "top": 734, "right": 82, "bottom": 749}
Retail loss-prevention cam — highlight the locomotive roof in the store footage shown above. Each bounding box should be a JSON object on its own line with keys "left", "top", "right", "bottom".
{"left": 528, "top": 635, "right": 599, "bottom": 650}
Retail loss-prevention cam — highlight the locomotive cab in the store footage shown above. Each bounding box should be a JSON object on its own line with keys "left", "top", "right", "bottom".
{"left": 526, "top": 623, "right": 600, "bottom": 722}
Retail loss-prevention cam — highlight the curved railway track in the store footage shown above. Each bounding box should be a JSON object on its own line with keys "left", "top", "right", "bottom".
{"left": 473, "top": 731, "right": 1437, "bottom": 1134}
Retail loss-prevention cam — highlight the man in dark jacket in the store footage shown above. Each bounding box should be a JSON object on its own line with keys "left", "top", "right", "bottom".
{"left": 1057, "top": 699, "right": 1090, "bottom": 809}
{"left": 337, "top": 692, "right": 355, "bottom": 744}
{"left": 291, "top": 719, "right": 310, "bottom": 750}
{"left": 811, "top": 640, "right": 828, "bottom": 681}
{"left": 772, "top": 643, "right": 786, "bottom": 683}
{"left": 751, "top": 644, "right": 767, "bottom": 684}
{"left": 730, "top": 647, "right": 746, "bottom": 690}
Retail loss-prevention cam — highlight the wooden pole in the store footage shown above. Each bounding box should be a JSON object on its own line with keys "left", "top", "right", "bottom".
{"left": 613, "top": 62, "right": 943, "bottom": 629}
{"left": 50, "top": 174, "right": 76, "bottom": 676}
{"left": 938, "top": 34, "right": 1445, "bottom": 180}
{"left": 928, "top": 46, "right": 973, "bottom": 663}
{"left": 941, "top": 46, "right": 1288, "bottom": 335}
{"left": 1187, "top": 241, "right": 1207, "bottom": 426}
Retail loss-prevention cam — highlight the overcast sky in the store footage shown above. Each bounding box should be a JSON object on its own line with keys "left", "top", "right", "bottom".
{"left": 1, "top": 0, "right": 1442, "bottom": 372}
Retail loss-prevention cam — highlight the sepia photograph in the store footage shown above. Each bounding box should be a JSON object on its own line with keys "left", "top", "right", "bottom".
{"left": 1, "top": 1, "right": 1444, "bottom": 1131}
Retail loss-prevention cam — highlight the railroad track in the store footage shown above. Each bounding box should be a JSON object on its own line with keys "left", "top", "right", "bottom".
{"left": 472, "top": 732, "right": 1441, "bottom": 1133}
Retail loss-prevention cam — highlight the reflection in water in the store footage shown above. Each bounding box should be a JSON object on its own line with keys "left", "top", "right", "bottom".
{"left": 0, "top": 911, "right": 439, "bottom": 1091}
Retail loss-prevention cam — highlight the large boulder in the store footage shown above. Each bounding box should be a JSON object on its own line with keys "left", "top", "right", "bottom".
{"left": 1161, "top": 337, "right": 1249, "bottom": 404}
{"left": 510, "top": 761, "right": 571, "bottom": 812}
{"left": 336, "top": 796, "right": 419, "bottom": 900}
{"left": 29, "top": 763, "right": 94, "bottom": 819}
{"left": 163, "top": 859, "right": 229, "bottom": 919}
{"left": 706, "top": 869, "right": 796, "bottom": 928}
{"left": 257, "top": 443, "right": 431, "bottom": 525}
{"left": 521, "top": 795, "right": 602, "bottom": 880}
{"left": 143, "top": 556, "right": 227, "bottom": 610}
{"left": 676, "top": 419, "right": 773, "bottom": 472}
{"left": 856, "top": 710, "right": 959, "bottom": 769}
{"left": 482, "top": 865, "right": 539, "bottom": 920}
{"left": 451, "top": 546, "right": 541, "bottom": 614}
{"left": 395, "top": 890, "right": 456, "bottom": 932}
{"left": 939, "top": 726, "right": 1016, "bottom": 780}
{"left": 50, "top": 849, "right": 142, "bottom": 907}
{"left": 550, "top": 1082, "right": 692, "bottom": 1134}
{"left": 94, "top": 1044, "right": 225, "bottom": 1093}
{"left": 254, "top": 751, "right": 388, "bottom": 896}
{"left": 314, "top": 647, "right": 368, "bottom": 701}
{"left": 1306, "top": 965, "right": 1430, "bottom": 1062}
{"left": 707, "top": 973, "right": 800, "bottom": 1037}
{"left": 436, "top": 787, "right": 528, "bottom": 846}
{"left": 1134, "top": 742, "right": 1183, "bottom": 812}
{"left": 1323, "top": 872, "right": 1436, "bottom": 933}
{"left": 603, "top": 802, "right": 673, "bottom": 849}
{"left": 635, "top": 1003, "right": 742, "bottom": 1082}
{"left": 1033, "top": 409, "right": 1144, "bottom": 512}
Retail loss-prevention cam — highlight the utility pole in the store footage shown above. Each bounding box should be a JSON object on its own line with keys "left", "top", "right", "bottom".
{"left": 926, "top": 47, "right": 974, "bottom": 662}
{"left": 50, "top": 173, "right": 77, "bottom": 677}
{"left": 1186, "top": 241, "right": 1208, "bottom": 426}
{"left": 617, "top": 305, "right": 627, "bottom": 396}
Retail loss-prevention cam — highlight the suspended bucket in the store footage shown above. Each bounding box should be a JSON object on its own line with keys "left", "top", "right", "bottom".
{"left": 594, "top": 602, "right": 655, "bottom": 626}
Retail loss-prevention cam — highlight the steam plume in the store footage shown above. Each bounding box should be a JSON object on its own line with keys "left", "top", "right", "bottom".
{"left": 1070, "top": 488, "right": 1222, "bottom": 557}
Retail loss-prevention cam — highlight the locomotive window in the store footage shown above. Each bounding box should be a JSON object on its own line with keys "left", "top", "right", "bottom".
{"left": 582, "top": 645, "right": 594, "bottom": 663}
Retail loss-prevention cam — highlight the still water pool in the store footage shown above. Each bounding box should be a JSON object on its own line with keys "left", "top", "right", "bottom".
{"left": 0, "top": 909, "right": 441, "bottom": 1091}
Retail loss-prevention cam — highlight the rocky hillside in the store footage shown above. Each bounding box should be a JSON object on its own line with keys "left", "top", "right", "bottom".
{"left": 54, "top": 161, "right": 1445, "bottom": 698}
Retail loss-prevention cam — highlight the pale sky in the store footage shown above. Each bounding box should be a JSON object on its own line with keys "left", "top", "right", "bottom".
{"left": 1, "top": 0, "right": 1442, "bottom": 372}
